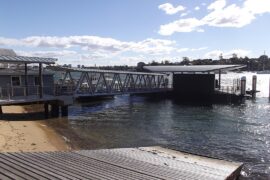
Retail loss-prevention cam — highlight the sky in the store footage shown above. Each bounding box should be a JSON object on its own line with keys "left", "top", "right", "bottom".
{"left": 0, "top": 0, "right": 270, "bottom": 66}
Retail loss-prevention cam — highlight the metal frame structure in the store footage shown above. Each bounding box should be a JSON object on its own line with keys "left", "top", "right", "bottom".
{"left": 49, "top": 66, "right": 169, "bottom": 97}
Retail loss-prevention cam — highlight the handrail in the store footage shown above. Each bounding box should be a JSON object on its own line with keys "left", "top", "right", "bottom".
{"left": 0, "top": 85, "right": 55, "bottom": 100}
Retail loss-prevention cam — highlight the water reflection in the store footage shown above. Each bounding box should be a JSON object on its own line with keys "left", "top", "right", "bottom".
{"left": 46, "top": 73, "right": 270, "bottom": 179}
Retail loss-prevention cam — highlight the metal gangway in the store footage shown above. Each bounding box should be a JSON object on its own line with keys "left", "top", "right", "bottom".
{"left": 48, "top": 66, "right": 170, "bottom": 98}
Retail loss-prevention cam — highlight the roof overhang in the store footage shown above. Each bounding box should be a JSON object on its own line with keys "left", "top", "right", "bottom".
{"left": 0, "top": 55, "right": 57, "bottom": 64}
{"left": 47, "top": 66, "right": 165, "bottom": 76}
{"left": 143, "top": 65, "right": 246, "bottom": 73}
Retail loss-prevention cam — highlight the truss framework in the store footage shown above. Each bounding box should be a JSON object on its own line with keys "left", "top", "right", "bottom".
{"left": 56, "top": 71, "right": 168, "bottom": 96}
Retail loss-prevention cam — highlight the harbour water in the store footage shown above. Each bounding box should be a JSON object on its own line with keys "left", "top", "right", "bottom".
{"left": 47, "top": 72, "right": 270, "bottom": 179}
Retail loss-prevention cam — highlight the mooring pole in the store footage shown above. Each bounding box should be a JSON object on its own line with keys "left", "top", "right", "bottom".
{"left": 39, "top": 63, "right": 43, "bottom": 99}
{"left": 252, "top": 75, "right": 257, "bottom": 99}
{"left": 269, "top": 78, "right": 270, "bottom": 101}
{"left": 44, "top": 103, "right": 49, "bottom": 119}
{"left": 218, "top": 70, "right": 221, "bottom": 90}
{"left": 24, "top": 63, "right": 28, "bottom": 96}
{"left": 240, "top": 76, "right": 246, "bottom": 96}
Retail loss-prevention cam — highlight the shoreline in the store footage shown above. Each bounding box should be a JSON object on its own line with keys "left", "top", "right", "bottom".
{"left": 0, "top": 105, "right": 70, "bottom": 152}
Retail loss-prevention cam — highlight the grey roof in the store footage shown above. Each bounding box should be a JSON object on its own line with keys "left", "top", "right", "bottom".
{"left": 0, "top": 55, "right": 57, "bottom": 64}
{"left": 143, "top": 65, "right": 246, "bottom": 73}
{"left": 0, "top": 48, "right": 17, "bottom": 56}
{"left": 47, "top": 66, "right": 165, "bottom": 76}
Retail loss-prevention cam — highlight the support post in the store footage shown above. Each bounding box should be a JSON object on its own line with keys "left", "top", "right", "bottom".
{"left": 44, "top": 103, "right": 49, "bottom": 119}
{"left": 218, "top": 70, "right": 221, "bottom": 90}
{"left": 240, "top": 76, "right": 246, "bottom": 96}
{"left": 61, "top": 106, "right": 68, "bottom": 117}
{"left": 269, "top": 78, "right": 270, "bottom": 101}
{"left": 252, "top": 75, "right": 257, "bottom": 99}
{"left": 39, "top": 63, "right": 43, "bottom": 98}
{"left": 51, "top": 104, "right": 59, "bottom": 118}
{"left": 24, "top": 63, "right": 28, "bottom": 96}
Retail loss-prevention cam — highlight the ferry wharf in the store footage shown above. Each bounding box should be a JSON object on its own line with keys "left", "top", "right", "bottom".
{"left": 0, "top": 146, "right": 243, "bottom": 180}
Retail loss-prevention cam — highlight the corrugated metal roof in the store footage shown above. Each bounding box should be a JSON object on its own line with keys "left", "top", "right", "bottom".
{"left": 144, "top": 65, "right": 245, "bottom": 73}
{"left": 0, "top": 147, "right": 243, "bottom": 180}
{"left": 48, "top": 66, "right": 165, "bottom": 76}
{"left": 0, "top": 55, "right": 57, "bottom": 64}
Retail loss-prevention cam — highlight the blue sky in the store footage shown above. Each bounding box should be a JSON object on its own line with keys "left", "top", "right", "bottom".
{"left": 0, "top": 0, "right": 270, "bottom": 66}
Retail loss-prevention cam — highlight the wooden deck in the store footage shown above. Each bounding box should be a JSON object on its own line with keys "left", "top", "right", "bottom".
{"left": 0, "top": 146, "right": 243, "bottom": 180}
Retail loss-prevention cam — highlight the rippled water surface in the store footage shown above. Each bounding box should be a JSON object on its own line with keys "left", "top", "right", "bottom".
{"left": 48, "top": 73, "right": 270, "bottom": 179}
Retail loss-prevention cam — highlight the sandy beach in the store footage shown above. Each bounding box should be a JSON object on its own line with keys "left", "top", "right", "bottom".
{"left": 0, "top": 105, "right": 70, "bottom": 152}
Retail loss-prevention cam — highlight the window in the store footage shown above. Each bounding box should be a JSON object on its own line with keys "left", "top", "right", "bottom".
{"left": 34, "top": 76, "right": 40, "bottom": 86}
{"left": 11, "top": 76, "right": 21, "bottom": 86}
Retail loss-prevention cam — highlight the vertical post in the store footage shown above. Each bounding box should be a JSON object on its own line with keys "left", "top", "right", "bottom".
{"left": 24, "top": 63, "right": 28, "bottom": 96}
{"left": 269, "top": 78, "right": 270, "bottom": 101}
{"left": 252, "top": 75, "right": 257, "bottom": 99}
{"left": 241, "top": 76, "right": 246, "bottom": 96}
{"left": 61, "top": 105, "right": 68, "bottom": 117}
{"left": 218, "top": 70, "right": 221, "bottom": 90}
{"left": 39, "top": 63, "right": 43, "bottom": 98}
{"left": 44, "top": 103, "right": 49, "bottom": 119}
{"left": 51, "top": 104, "right": 59, "bottom": 118}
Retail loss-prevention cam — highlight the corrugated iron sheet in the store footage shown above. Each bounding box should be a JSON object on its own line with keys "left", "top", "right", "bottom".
{"left": 0, "top": 147, "right": 243, "bottom": 180}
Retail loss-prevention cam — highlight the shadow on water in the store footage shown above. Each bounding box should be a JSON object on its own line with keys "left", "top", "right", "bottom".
{"left": 45, "top": 95, "right": 270, "bottom": 179}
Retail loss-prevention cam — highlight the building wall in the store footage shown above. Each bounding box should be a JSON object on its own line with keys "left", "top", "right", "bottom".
{"left": 173, "top": 74, "right": 215, "bottom": 99}
{"left": 0, "top": 75, "right": 54, "bottom": 97}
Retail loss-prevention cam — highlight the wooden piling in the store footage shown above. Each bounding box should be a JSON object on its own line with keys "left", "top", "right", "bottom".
{"left": 61, "top": 106, "right": 68, "bottom": 117}
{"left": 240, "top": 76, "right": 246, "bottom": 96}
{"left": 51, "top": 104, "right": 59, "bottom": 118}
{"left": 44, "top": 103, "right": 49, "bottom": 119}
{"left": 252, "top": 75, "right": 257, "bottom": 99}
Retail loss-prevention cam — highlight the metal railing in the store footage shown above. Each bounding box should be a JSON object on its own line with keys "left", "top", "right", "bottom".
{"left": 0, "top": 85, "right": 55, "bottom": 100}
{"left": 217, "top": 78, "right": 241, "bottom": 95}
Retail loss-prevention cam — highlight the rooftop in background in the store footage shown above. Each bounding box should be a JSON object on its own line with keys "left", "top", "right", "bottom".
{"left": 48, "top": 66, "right": 165, "bottom": 76}
{"left": 0, "top": 48, "right": 17, "bottom": 56}
{"left": 0, "top": 48, "right": 57, "bottom": 64}
{"left": 143, "top": 65, "right": 246, "bottom": 73}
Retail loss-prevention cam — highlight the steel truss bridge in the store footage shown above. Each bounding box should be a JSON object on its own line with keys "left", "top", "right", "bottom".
{"left": 48, "top": 66, "right": 170, "bottom": 98}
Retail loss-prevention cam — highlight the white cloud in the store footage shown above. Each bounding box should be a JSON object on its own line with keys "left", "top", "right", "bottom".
{"left": 204, "top": 50, "right": 223, "bottom": 59}
{"left": 158, "top": 3, "right": 185, "bottom": 15}
{"left": 177, "top": 47, "right": 208, "bottom": 53}
{"left": 0, "top": 36, "right": 176, "bottom": 55}
{"left": 207, "top": 0, "right": 226, "bottom": 11}
{"left": 194, "top": 6, "right": 200, "bottom": 11}
{"left": 158, "top": 0, "right": 270, "bottom": 35}
{"left": 201, "top": 3, "right": 207, "bottom": 6}
{"left": 204, "top": 49, "right": 251, "bottom": 59}
{"left": 159, "top": 18, "right": 205, "bottom": 35}
{"left": 180, "top": 12, "right": 188, "bottom": 17}
{"left": 16, "top": 50, "right": 77, "bottom": 58}
{"left": 244, "top": 0, "right": 270, "bottom": 14}
{"left": 203, "top": 4, "right": 255, "bottom": 28}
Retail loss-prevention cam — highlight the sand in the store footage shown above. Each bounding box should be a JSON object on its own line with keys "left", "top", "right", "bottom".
{"left": 0, "top": 105, "right": 70, "bottom": 152}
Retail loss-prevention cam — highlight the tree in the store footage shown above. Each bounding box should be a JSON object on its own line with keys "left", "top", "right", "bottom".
{"left": 181, "top": 57, "right": 190, "bottom": 65}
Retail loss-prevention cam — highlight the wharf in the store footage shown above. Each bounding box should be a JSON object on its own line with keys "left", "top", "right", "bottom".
{"left": 0, "top": 146, "right": 243, "bottom": 180}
